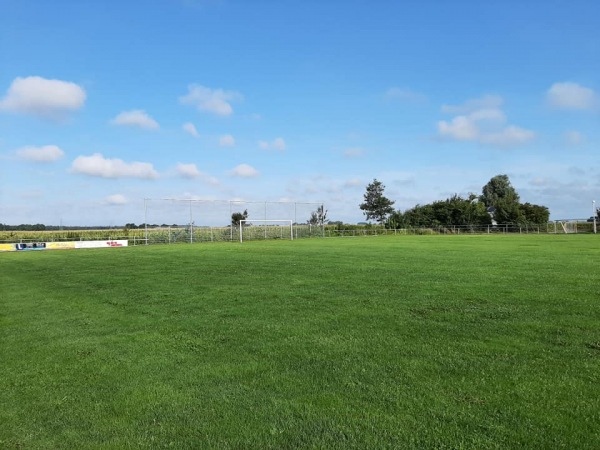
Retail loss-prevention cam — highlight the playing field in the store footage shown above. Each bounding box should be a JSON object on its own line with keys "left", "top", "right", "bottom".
{"left": 1, "top": 235, "right": 599, "bottom": 449}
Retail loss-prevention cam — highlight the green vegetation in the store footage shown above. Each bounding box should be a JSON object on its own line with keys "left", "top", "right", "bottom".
{"left": 383, "top": 174, "right": 550, "bottom": 228}
{"left": 1, "top": 235, "right": 599, "bottom": 448}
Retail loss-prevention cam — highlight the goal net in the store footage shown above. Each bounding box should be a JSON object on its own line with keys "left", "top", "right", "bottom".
{"left": 558, "top": 220, "right": 577, "bottom": 234}
{"left": 142, "top": 199, "right": 324, "bottom": 243}
{"left": 239, "top": 220, "right": 293, "bottom": 243}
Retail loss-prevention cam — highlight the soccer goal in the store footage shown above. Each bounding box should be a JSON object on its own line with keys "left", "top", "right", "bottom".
{"left": 239, "top": 220, "right": 293, "bottom": 243}
{"left": 558, "top": 220, "right": 577, "bottom": 234}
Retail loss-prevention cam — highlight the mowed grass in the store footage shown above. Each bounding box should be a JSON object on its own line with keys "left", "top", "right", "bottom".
{"left": 1, "top": 235, "right": 599, "bottom": 449}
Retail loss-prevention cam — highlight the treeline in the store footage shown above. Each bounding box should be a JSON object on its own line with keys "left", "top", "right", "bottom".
{"left": 361, "top": 174, "right": 550, "bottom": 228}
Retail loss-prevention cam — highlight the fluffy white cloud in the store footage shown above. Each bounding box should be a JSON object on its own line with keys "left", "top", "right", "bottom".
{"left": 547, "top": 82, "right": 598, "bottom": 110}
{"left": 182, "top": 122, "right": 199, "bottom": 137}
{"left": 16, "top": 145, "right": 64, "bottom": 162}
{"left": 229, "top": 163, "right": 259, "bottom": 178}
{"left": 180, "top": 84, "right": 242, "bottom": 116}
{"left": 105, "top": 194, "right": 128, "bottom": 205}
{"left": 258, "top": 137, "right": 286, "bottom": 151}
{"left": 176, "top": 163, "right": 219, "bottom": 185}
{"left": 438, "top": 95, "right": 534, "bottom": 146}
{"left": 0, "top": 76, "right": 86, "bottom": 118}
{"left": 219, "top": 134, "right": 235, "bottom": 147}
{"left": 111, "top": 110, "right": 159, "bottom": 129}
{"left": 176, "top": 163, "right": 201, "bottom": 178}
{"left": 71, "top": 153, "right": 159, "bottom": 179}
{"left": 438, "top": 116, "right": 479, "bottom": 141}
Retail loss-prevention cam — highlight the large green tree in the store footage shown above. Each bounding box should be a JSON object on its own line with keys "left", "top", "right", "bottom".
{"left": 359, "top": 179, "right": 395, "bottom": 224}
{"left": 480, "top": 174, "right": 520, "bottom": 207}
{"left": 481, "top": 175, "right": 522, "bottom": 224}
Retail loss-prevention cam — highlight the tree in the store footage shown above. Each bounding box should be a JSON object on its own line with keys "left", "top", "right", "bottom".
{"left": 308, "top": 205, "right": 328, "bottom": 226}
{"left": 359, "top": 179, "right": 395, "bottom": 224}
{"left": 231, "top": 209, "right": 248, "bottom": 227}
{"left": 481, "top": 174, "right": 520, "bottom": 207}
{"left": 519, "top": 203, "right": 550, "bottom": 225}
{"left": 481, "top": 175, "right": 521, "bottom": 224}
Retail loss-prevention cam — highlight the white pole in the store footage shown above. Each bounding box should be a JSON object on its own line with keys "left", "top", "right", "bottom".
{"left": 190, "top": 200, "right": 193, "bottom": 243}
{"left": 593, "top": 200, "right": 597, "bottom": 234}
{"left": 144, "top": 198, "right": 148, "bottom": 245}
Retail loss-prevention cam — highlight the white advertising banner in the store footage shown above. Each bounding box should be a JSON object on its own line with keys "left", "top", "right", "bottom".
{"left": 74, "top": 240, "right": 128, "bottom": 249}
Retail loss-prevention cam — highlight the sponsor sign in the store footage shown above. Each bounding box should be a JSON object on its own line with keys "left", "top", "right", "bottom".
{"left": 15, "top": 242, "right": 46, "bottom": 251}
{"left": 0, "top": 240, "right": 128, "bottom": 252}
{"left": 46, "top": 242, "right": 76, "bottom": 250}
{"left": 74, "top": 240, "right": 128, "bottom": 249}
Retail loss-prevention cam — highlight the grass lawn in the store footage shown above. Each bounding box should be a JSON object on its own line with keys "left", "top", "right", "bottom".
{"left": 1, "top": 235, "right": 599, "bottom": 449}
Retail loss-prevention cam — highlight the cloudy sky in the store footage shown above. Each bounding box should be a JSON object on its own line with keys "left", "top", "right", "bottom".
{"left": 1, "top": 0, "right": 598, "bottom": 226}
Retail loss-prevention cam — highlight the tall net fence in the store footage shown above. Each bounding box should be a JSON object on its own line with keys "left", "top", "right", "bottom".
{"left": 142, "top": 199, "right": 326, "bottom": 244}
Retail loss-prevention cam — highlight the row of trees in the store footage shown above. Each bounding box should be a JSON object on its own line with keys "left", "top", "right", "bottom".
{"left": 360, "top": 175, "right": 551, "bottom": 228}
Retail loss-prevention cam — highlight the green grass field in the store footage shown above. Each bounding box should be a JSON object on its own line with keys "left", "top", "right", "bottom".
{"left": 1, "top": 235, "right": 599, "bottom": 449}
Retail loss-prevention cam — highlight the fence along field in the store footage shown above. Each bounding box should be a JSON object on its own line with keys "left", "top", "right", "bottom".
{"left": 1, "top": 235, "right": 598, "bottom": 448}
{"left": 0, "top": 218, "right": 596, "bottom": 247}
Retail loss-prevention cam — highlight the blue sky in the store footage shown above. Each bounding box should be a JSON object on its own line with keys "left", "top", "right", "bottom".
{"left": 1, "top": 0, "right": 599, "bottom": 226}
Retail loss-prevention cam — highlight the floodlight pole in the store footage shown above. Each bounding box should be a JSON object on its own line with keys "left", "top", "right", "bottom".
{"left": 593, "top": 200, "right": 597, "bottom": 234}
{"left": 144, "top": 198, "right": 148, "bottom": 245}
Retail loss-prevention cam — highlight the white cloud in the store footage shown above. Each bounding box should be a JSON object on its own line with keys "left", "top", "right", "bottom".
{"left": 438, "top": 95, "right": 534, "bottom": 147}
{"left": 180, "top": 84, "right": 242, "bottom": 116}
{"left": 529, "top": 177, "right": 555, "bottom": 187}
{"left": 0, "top": 76, "right": 86, "bottom": 118}
{"left": 343, "top": 178, "right": 363, "bottom": 188}
{"left": 16, "top": 145, "right": 64, "bottom": 162}
{"left": 175, "top": 163, "right": 220, "bottom": 185}
{"left": 343, "top": 147, "right": 365, "bottom": 158}
{"left": 71, "top": 153, "right": 159, "bottom": 179}
{"left": 182, "top": 122, "right": 199, "bottom": 137}
{"left": 219, "top": 134, "right": 235, "bottom": 147}
{"left": 176, "top": 163, "right": 201, "bottom": 178}
{"left": 229, "top": 163, "right": 259, "bottom": 178}
{"left": 111, "top": 110, "right": 159, "bottom": 129}
{"left": 564, "top": 130, "right": 585, "bottom": 146}
{"left": 258, "top": 137, "right": 286, "bottom": 151}
{"left": 479, "top": 125, "right": 535, "bottom": 146}
{"left": 384, "top": 87, "right": 426, "bottom": 103}
{"left": 272, "top": 138, "right": 286, "bottom": 151}
{"left": 547, "top": 82, "right": 598, "bottom": 110}
{"left": 438, "top": 116, "right": 479, "bottom": 141}
{"left": 441, "top": 95, "right": 503, "bottom": 114}
{"left": 105, "top": 194, "right": 128, "bottom": 205}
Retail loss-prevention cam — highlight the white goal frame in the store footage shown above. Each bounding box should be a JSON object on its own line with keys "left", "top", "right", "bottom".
{"left": 239, "top": 220, "right": 293, "bottom": 243}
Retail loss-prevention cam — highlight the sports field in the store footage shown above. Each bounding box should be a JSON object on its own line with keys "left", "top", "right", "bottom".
{"left": 1, "top": 235, "right": 599, "bottom": 449}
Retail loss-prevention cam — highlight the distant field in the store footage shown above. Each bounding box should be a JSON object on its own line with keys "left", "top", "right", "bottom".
{"left": 1, "top": 235, "right": 599, "bottom": 449}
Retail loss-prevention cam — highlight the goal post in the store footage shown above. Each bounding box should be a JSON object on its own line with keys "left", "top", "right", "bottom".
{"left": 239, "top": 220, "right": 293, "bottom": 243}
